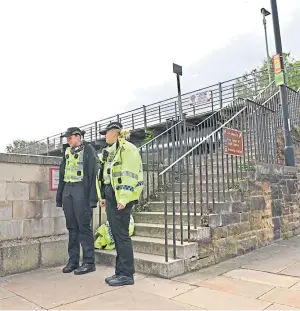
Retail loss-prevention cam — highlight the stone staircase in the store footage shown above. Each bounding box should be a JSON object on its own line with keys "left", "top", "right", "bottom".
{"left": 94, "top": 157, "right": 248, "bottom": 278}
{"left": 94, "top": 88, "right": 295, "bottom": 278}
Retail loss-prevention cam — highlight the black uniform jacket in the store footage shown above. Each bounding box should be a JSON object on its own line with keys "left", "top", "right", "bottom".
{"left": 56, "top": 141, "right": 99, "bottom": 208}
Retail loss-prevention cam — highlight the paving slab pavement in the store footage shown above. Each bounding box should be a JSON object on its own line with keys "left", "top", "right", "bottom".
{"left": 1, "top": 235, "right": 300, "bottom": 310}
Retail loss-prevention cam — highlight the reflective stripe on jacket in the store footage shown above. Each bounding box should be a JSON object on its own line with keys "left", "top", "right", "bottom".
{"left": 96, "top": 138, "right": 144, "bottom": 207}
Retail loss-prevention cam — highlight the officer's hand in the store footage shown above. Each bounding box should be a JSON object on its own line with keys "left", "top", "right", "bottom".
{"left": 100, "top": 200, "right": 106, "bottom": 208}
{"left": 117, "top": 203, "right": 125, "bottom": 210}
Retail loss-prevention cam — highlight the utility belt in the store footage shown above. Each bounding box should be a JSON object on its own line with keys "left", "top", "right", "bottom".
{"left": 65, "top": 180, "right": 84, "bottom": 186}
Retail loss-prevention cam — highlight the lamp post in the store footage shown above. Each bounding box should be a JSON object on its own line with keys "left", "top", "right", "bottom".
{"left": 173, "top": 63, "right": 183, "bottom": 121}
{"left": 261, "top": 8, "right": 272, "bottom": 83}
{"left": 270, "top": 0, "right": 295, "bottom": 166}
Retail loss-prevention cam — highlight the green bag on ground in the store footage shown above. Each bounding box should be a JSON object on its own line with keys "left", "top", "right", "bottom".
{"left": 94, "top": 215, "right": 135, "bottom": 250}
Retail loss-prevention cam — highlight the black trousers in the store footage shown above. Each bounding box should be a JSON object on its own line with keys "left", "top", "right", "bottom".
{"left": 62, "top": 182, "right": 95, "bottom": 265}
{"left": 105, "top": 185, "right": 135, "bottom": 277}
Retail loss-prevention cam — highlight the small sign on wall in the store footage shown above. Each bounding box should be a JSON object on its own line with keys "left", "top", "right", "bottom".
{"left": 224, "top": 127, "right": 243, "bottom": 157}
{"left": 50, "top": 168, "right": 60, "bottom": 191}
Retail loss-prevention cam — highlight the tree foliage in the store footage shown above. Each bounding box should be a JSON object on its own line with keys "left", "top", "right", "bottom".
{"left": 235, "top": 53, "right": 300, "bottom": 97}
{"left": 6, "top": 139, "right": 47, "bottom": 153}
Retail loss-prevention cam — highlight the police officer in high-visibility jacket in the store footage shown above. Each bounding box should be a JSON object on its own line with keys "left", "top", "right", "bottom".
{"left": 56, "top": 127, "right": 99, "bottom": 275}
{"left": 96, "top": 122, "right": 143, "bottom": 286}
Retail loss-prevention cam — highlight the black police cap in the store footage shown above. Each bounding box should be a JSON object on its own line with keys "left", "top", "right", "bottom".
{"left": 61, "top": 127, "right": 85, "bottom": 138}
{"left": 99, "top": 122, "right": 123, "bottom": 135}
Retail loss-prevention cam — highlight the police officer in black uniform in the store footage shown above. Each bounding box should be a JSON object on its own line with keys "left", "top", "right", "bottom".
{"left": 56, "top": 127, "right": 99, "bottom": 275}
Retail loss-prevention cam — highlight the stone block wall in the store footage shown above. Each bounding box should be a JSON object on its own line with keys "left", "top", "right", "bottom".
{"left": 0, "top": 153, "right": 67, "bottom": 242}
{"left": 189, "top": 163, "right": 300, "bottom": 272}
{"left": 0, "top": 153, "right": 101, "bottom": 276}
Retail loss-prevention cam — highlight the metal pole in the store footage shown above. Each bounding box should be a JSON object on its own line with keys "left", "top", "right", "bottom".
{"left": 176, "top": 74, "right": 183, "bottom": 120}
{"left": 270, "top": 0, "right": 295, "bottom": 166}
{"left": 173, "top": 63, "right": 183, "bottom": 120}
{"left": 262, "top": 14, "right": 272, "bottom": 83}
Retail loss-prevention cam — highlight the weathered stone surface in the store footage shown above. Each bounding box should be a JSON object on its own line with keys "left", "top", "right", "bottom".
{"left": 40, "top": 236, "right": 68, "bottom": 268}
{"left": 0, "top": 163, "right": 49, "bottom": 183}
{"left": 0, "top": 206, "right": 13, "bottom": 220}
{"left": 42, "top": 199, "right": 64, "bottom": 218}
{"left": 13, "top": 200, "right": 42, "bottom": 219}
{"left": 23, "top": 218, "right": 54, "bottom": 238}
{"left": 29, "top": 182, "right": 51, "bottom": 200}
{"left": 6, "top": 182, "right": 29, "bottom": 201}
{"left": 227, "top": 222, "right": 250, "bottom": 237}
{"left": 0, "top": 240, "right": 40, "bottom": 276}
{"left": 237, "top": 237, "right": 257, "bottom": 255}
{"left": 213, "top": 237, "right": 237, "bottom": 262}
{"left": 0, "top": 182, "right": 6, "bottom": 201}
{"left": 0, "top": 220, "right": 23, "bottom": 241}
{"left": 53, "top": 217, "right": 67, "bottom": 235}
{"left": 211, "top": 227, "right": 228, "bottom": 240}
{"left": 0, "top": 153, "right": 61, "bottom": 165}
{"left": 271, "top": 199, "right": 283, "bottom": 217}
{"left": 286, "top": 179, "right": 297, "bottom": 195}
{"left": 248, "top": 196, "right": 266, "bottom": 211}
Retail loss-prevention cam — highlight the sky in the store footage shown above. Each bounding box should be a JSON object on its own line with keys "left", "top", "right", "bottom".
{"left": 0, "top": 0, "right": 300, "bottom": 152}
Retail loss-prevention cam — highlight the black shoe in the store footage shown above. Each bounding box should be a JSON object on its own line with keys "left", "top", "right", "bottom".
{"left": 108, "top": 275, "right": 134, "bottom": 286}
{"left": 62, "top": 263, "right": 79, "bottom": 273}
{"left": 74, "top": 263, "right": 96, "bottom": 275}
{"left": 105, "top": 274, "right": 119, "bottom": 284}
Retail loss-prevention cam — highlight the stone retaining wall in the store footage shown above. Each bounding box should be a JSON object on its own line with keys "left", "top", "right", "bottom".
{"left": 190, "top": 163, "right": 300, "bottom": 272}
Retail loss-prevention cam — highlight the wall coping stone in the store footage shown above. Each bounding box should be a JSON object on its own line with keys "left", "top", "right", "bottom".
{"left": 0, "top": 153, "right": 62, "bottom": 165}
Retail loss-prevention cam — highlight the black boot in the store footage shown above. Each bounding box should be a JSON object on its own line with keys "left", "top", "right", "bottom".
{"left": 105, "top": 274, "right": 118, "bottom": 284}
{"left": 74, "top": 263, "right": 96, "bottom": 275}
{"left": 108, "top": 275, "right": 134, "bottom": 286}
{"left": 62, "top": 263, "right": 79, "bottom": 273}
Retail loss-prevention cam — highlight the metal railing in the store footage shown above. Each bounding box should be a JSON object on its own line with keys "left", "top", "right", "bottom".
{"left": 157, "top": 86, "right": 300, "bottom": 262}
{"left": 139, "top": 80, "right": 278, "bottom": 204}
{"left": 16, "top": 69, "right": 278, "bottom": 155}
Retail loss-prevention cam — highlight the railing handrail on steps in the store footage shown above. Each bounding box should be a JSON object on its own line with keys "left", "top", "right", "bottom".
{"left": 159, "top": 93, "right": 279, "bottom": 176}
{"left": 15, "top": 68, "right": 277, "bottom": 155}
{"left": 195, "top": 80, "right": 275, "bottom": 127}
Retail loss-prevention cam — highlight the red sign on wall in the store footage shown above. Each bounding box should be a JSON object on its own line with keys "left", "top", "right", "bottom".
{"left": 224, "top": 127, "right": 243, "bottom": 157}
{"left": 50, "top": 168, "right": 60, "bottom": 191}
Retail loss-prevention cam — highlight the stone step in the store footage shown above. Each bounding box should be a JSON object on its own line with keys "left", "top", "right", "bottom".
{"left": 171, "top": 181, "right": 227, "bottom": 192}
{"left": 131, "top": 236, "right": 198, "bottom": 259}
{"left": 133, "top": 211, "right": 202, "bottom": 227}
{"left": 143, "top": 201, "right": 235, "bottom": 214}
{"left": 149, "top": 190, "right": 241, "bottom": 207}
{"left": 95, "top": 249, "right": 185, "bottom": 278}
{"left": 134, "top": 223, "right": 210, "bottom": 242}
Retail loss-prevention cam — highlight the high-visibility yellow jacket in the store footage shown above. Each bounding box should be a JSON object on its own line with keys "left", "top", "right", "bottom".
{"left": 96, "top": 137, "right": 144, "bottom": 207}
{"left": 94, "top": 215, "right": 135, "bottom": 250}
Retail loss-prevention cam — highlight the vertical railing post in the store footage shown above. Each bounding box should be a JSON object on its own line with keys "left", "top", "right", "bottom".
{"left": 143, "top": 105, "right": 147, "bottom": 129}
{"left": 132, "top": 114, "right": 135, "bottom": 129}
{"left": 219, "top": 82, "right": 223, "bottom": 109}
{"left": 159, "top": 106, "right": 162, "bottom": 124}
{"left": 94, "top": 122, "right": 98, "bottom": 141}
{"left": 46, "top": 137, "right": 49, "bottom": 155}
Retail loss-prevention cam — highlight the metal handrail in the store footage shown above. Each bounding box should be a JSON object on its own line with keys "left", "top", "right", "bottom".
{"left": 139, "top": 120, "right": 182, "bottom": 149}
{"left": 195, "top": 80, "right": 275, "bottom": 127}
{"left": 16, "top": 69, "right": 274, "bottom": 154}
{"left": 159, "top": 92, "right": 280, "bottom": 176}
{"left": 15, "top": 67, "right": 300, "bottom": 155}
